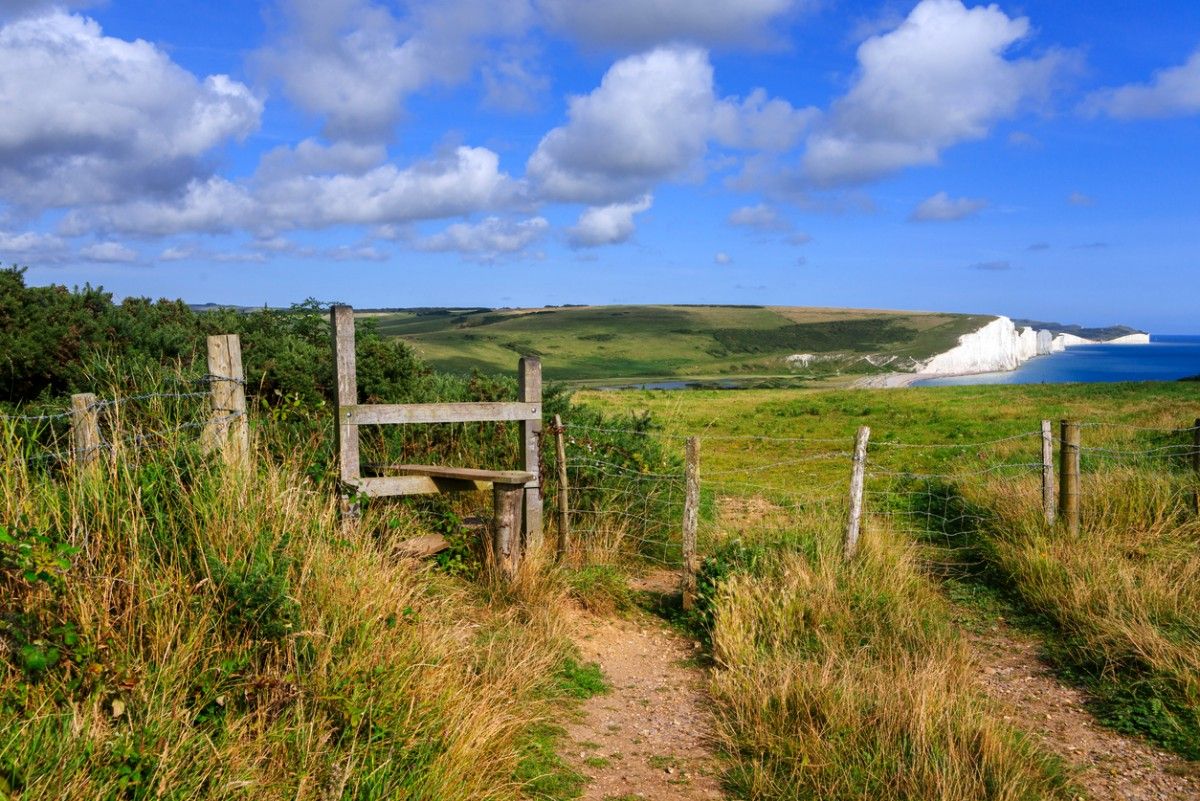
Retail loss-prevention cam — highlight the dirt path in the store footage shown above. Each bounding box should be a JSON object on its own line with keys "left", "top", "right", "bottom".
{"left": 563, "top": 579, "right": 724, "bottom": 801}
{"left": 970, "top": 623, "right": 1200, "bottom": 800}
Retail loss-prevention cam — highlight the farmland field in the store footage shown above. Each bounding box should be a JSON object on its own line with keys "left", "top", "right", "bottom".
{"left": 364, "top": 305, "right": 993, "bottom": 384}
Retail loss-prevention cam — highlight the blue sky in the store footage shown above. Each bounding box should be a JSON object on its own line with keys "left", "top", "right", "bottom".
{"left": 2, "top": 1, "right": 1198, "bottom": 331}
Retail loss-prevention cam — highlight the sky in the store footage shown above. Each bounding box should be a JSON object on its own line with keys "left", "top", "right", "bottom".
{"left": 1, "top": 1, "right": 1198, "bottom": 332}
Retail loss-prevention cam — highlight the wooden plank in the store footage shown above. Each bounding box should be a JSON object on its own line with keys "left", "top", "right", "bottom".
{"left": 519, "top": 356, "right": 544, "bottom": 553}
{"left": 70, "top": 393, "right": 100, "bottom": 469}
{"left": 552, "top": 414, "right": 571, "bottom": 562}
{"left": 391, "top": 464, "right": 535, "bottom": 484}
{"left": 681, "top": 436, "right": 700, "bottom": 610}
{"left": 1059, "top": 420, "right": 1081, "bottom": 535}
{"left": 343, "top": 401, "right": 540, "bottom": 426}
{"left": 354, "top": 476, "right": 442, "bottom": 496}
{"left": 843, "top": 425, "right": 871, "bottom": 560}
{"left": 331, "top": 305, "right": 360, "bottom": 484}
{"left": 1041, "top": 420, "right": 1056, "bottom": 526}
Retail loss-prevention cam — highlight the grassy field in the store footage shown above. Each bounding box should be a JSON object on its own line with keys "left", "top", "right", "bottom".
{"left": 365, "top": 305, "right": 993, "bottom": 384}
{"left": 577, "top": 380, "right": 1200, "bottom": 786}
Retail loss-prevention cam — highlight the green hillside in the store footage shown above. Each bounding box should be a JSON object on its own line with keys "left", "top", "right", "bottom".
{"left": 366, "top": 305, "right": 993, "bottom": 384}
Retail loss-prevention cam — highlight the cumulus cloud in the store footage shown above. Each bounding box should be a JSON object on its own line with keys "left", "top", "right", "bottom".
{"left": 256, "top": 0, "right": 533, "bottom": 142}
{"left": 416, "top": 215, "right": 549, "bottom": 259}
{"left": 0, "top": 11, "right": 261, "bottom": 211}
{"left": 482, "top": 49, "right": 550, "bottom": 112}
{"left": 802, "top": 0, "right": 1069, "bottom": 186}
{"left": 528, "top": 45, "right": 811, "bottom": 205}
{"left": 67, "top": 145, "right": 521, "bottom": 237}
{"left": 1085, "top": 49, "right": 1200, "bottom": 119}
{"left": 536, "top": 0, "right": 805, "bottom": 50}
{"left": 0, "top": 230, "right": 67, "bottom": 262}
{"left": 567, "top": 195, "right": 652, "bottom": 247}
{"left": 80, "top": 241, "right": 138, "bottom": 263}
{"left": 910, "top": 191, "right": 988, "bottom": 222}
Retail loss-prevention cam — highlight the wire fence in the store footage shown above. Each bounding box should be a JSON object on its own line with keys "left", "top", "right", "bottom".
{"left": 553, "top": 417, "right": 1200, "bottom": 577}
{"left": 1, "top": 378, "right": 246, "bottom": 471}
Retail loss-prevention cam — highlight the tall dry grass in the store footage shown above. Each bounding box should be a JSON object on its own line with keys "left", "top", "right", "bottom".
{"left": 980, "top": 467, "right": 1200, "bottom": 755}
{"left": 0, "top": 401, "right": 576, "bottom": 800}
{"left": 707, "top": 517, "right": 1074, "bottom": 800}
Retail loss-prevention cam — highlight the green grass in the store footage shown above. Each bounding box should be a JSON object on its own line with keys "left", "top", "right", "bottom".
{"left": 366, "top": 305, "right": 992, "bottom": 383}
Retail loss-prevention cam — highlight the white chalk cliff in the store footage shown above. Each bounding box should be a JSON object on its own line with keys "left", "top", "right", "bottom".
{"left": 915, "top": 317, "right": 1149, "bottom": 378}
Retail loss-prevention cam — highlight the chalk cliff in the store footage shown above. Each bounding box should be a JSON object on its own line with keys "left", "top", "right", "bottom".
{"left": 915, "top": 317, "right": 1148, "bottom": 378}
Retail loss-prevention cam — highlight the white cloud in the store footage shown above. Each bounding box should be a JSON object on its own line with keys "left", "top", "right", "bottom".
{"left": 0, "top": 230, "right": 67, "bottom": 262}
{"left": 0, "top": 11, "right": 261, "bottom": 211}
{"left": 567, "top": 195, "right": 652, "bottom": 247}
{"left": 158, "top": 245, "right": 197, "bottom": 262}
{"left": 802, "top": 0, "right": 1069, "bottom": 186}
{"left": 1085, "top": 49, "right": 1200, "bottom": 119}
{"left": 714, "top": 251, "right": 731, "bottom": 264}
{"left": 80, "top": 241, "right": 138, "bottom": 263}
{"left": 416, "top": 215, "right": 549, "bottom": 258}
{"left": 909, "top": 191, "right": 987, "bottom": 221}
{"left": 66, "top": 145, "right": 521, "bottom": 237}
{"left": 536, "top": 0, "right": 805, "bottom": 50}
{"left": 528, "top": 45, "right": 810, "bottom": 204}
{"left": 528, "top": 47, "right": 716, "bottom": 204}
{"left": 1068, "top": 191, "right": 1094, "bottom": 206}
{"left": 728, "top": 203, "right": 789, "bottom": 231}
{"left": 482, "top": 49, "right": 550, "bottom": 112}
{"left": 256, "top": 0, "right": 534, "bottom": 142}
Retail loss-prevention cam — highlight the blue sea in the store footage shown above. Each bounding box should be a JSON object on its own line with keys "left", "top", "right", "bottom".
{"left": 914, "top": 335, "right": 1200, "bottom": 386}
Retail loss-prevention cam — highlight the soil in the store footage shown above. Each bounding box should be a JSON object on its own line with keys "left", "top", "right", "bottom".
{"left": 970, "top": 622, "right": 1200, "bottom": 801}
{"left": 563, "top": 573, "right": 724, "bottom": 801}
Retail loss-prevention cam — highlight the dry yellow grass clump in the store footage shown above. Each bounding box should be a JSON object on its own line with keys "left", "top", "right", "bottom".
{"left": 707, "top": 521, "right": 1074, "bottom": 801}
{"left": 0, "top": 414, "right": 576, "bottom": 800}
{"left": 981, "top": 467, "right": 1200, "bottom": 755}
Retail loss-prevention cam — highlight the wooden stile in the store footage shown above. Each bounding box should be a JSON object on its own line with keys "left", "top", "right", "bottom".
{"left": 681, "top": 436, "right": 700, "bottom": 610}
{"left": 1059, "top": 420, "right": 1081, "bottom": 535}
{"left": 843, "top": 425, "right": 871, "bottom": 560}
{"left": 331, "top": 306, "right": 361, "bottom": 485}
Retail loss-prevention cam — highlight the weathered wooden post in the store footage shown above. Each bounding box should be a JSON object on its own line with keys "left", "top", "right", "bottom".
{"left": 552, "top": 414, "right": 571, "bottom": 561}
{"left": 1059, "top": 420, "right": 1081, "bottom": 535}
{"left": 518, "top": 357, "right": 543, "bottom": 554}
{"left": 205, "top": 334, "right": 249, "bottom": 469}
{"left": 1191, "top": 418, "right": 1200, "bottom": 516}
{"left": 843, "top": 425, "right": 871, "bottom": 561}
{"left": 681, "top": 436, "right": 700, "bottom": 610}
{"left": 1041, "top": 420, "right": 1056, "bottom": 526}
{"left": 70, "top": 393, "right": 100, "bottom": 470}
{"left": 493, "top": 481, "right": 525, "bottom": 580}
{"left": 331, "top": 307, "right": 361, "bottom": 520}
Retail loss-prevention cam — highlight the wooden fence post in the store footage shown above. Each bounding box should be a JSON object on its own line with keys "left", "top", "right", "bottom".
{"left": 1041, "top": 420, "right": 1056, "bottom": 526}
{"left": 1059, "top": 420, "right": 1081, "bottom": 535}
{"left": 843, "top": 426, "right": 871, "bottom": 561}
{"left": 518, "top": 357, "right": 543, "bottom": 554}
{"left": 493, "top": 482, "right": 524, "bottom": 580}
{"left": 331, "top": 306, "right": 361, "bottom": 492}
{"left": 681, "top": 436, "right": 700, "bottom": 611}
{"left": 1192, "top": 418, "right": 1200, "bottom": 516}
{"left": 70, "top": 393, "right": 100, "bottom": 470}
{"left": 205, "top": 334, "right": 249, "bottom": 469}
{"left": 552, "top": 414, "right": 571, "bottom": 561}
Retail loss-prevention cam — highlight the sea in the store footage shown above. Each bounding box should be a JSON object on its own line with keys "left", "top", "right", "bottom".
{"left": 914, "top": 335, "right": 1200, "bottom": 387}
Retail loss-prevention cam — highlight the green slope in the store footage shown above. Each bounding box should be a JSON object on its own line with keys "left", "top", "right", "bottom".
{"left": 365, "top": 305, "right": 994, "bottom": 383}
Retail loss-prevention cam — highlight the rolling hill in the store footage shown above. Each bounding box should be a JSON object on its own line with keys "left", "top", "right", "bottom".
{"left": 364, "top": 305, "right": 995, "bottom": 385}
